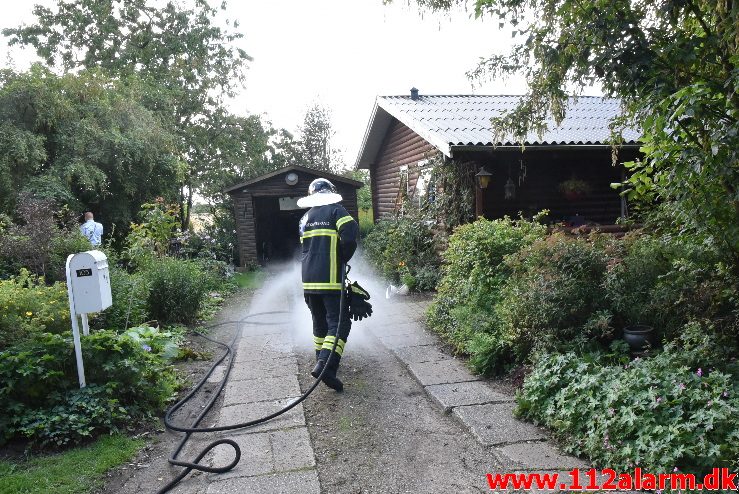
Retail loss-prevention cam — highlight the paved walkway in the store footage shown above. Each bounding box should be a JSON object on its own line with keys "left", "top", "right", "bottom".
{"left": 368, "top": 296, "right": 591, "bottom": 475}
{"left": 197, "top": 261, "right": 622, "bottom": 493}
{"left": 204, "top": 266, "right": 320, "bottom": 493}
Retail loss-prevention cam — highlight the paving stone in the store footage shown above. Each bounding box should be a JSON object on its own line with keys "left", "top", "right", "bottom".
{"left": 452, "top": 402, "right": 547, "bottom": 446}
{"left": 378, "top": 331, "right": 438, "bottom": 348}
{"left": 495, "top": 442, "right": 590, "bottom": 471}
{"left": 369, "top": 320, "right": 424, "bottom": 337}
{"left": 208, "top": 431, "right": 273, "bottom": 480}
{"left": 240, "top": 324, "right": 286, "bottom": 337}
{"left": 407, "top": 359, "right": 481, "bottom": 386}
{"left": 235, "top": 339, "right": 294, "bottom": 362}
{"left": 270, "top": 428, "right": 316, "bottom": 471}
{"left": 426, "top": 381, "right": 513, "bottom": 412}
{"left": 218, "top": 398, "right": 306, "bottom": 434}
{"left": 223, "top": 375, "right": 301, "bottom": 406}
{"left": 207, "top": 365, "right": 227, "bottom": 384}
{"left": 391, "top": 344, "right": 453, "bottom": 364}
{"left": 207, "top": 469, "right": 320, "bottom": 494}
{"left": 229, "top": 357, "right": 298, "bottom": 381}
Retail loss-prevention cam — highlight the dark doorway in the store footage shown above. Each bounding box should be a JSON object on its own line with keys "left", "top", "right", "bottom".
{"left": 254, "top": 196, "right": 304, "bottom": 263}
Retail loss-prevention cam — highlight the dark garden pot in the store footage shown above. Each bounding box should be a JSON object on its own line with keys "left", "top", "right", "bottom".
{"left": 623, "top": 324, "right": 659, "bottom": 352}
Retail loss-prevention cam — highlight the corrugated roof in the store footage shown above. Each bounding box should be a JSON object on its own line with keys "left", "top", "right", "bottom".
{"left": 355, "top": 94, "right": 641, "bottom": 169}
{"left": 224, "top": 164, "right": 363, "bottom": 194}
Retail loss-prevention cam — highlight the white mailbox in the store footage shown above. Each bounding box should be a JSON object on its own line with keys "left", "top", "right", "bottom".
{"left": 68, "top": 250, "right": 112, "bottom": 313}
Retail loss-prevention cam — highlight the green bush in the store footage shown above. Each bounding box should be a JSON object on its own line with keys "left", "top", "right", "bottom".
{"left": 144, "top": 258, "right": 209, "bottom": 324}
{"left": 358, "top": 208, "right": 374, "bottom": 239}
{"left": 516, "top": 330, "right": 739, "bottom": 476}
{"left": 0, "top": 330, "right": 177, "bottom": 447}
{"left": 191, "top": 257, "right": 236, "bottom": 293}
{"left": 363, "top": 208, "right": 441, "bottom": 292}
{"left": 605, "top": 233, "right": 738, "bottom": 341}
{"left": 0, "top": 269, "right": 70, "bottom": 349}
{"left": 427, "top": 216, "right": 546, "bottom": 371}
{"left": 96, "top": 266, "right": 150, "bottom": 331}
{"left": 497, "top": 233, "right": 612, "bottom": 362}
{"left": 604, "top": 234, "right": 676, "bottom": 331}
{"left": 12, "top": 385, "right": 132, "bottom": 448}
{"left": 47, "top": 231, "right": 92, "bottom": 283}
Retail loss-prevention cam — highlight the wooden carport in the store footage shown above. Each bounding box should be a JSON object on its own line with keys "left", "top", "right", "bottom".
{"left": 225, "top": 165, "right": 363, "bottom": 267}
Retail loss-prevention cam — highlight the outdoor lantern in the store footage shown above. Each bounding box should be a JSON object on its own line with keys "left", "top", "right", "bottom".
{"left": 475, "top": 166, "right": 492, "bottom": 189}
{"left": 504, "top": 177, "right": 516, "bottom": 200}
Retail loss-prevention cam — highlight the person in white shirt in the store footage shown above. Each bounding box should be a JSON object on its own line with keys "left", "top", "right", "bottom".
{"left": 80, "top": 211, "right": 103, "bottom": 247}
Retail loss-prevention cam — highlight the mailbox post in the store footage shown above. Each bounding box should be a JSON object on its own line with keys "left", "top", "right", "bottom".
{"left": 65, "top": 251, "right": 112, "bottom": 388}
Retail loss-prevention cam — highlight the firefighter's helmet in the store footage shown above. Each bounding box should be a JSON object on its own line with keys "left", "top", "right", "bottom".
{"left": 297, "top": 178, "right": 343, "bottom": 208}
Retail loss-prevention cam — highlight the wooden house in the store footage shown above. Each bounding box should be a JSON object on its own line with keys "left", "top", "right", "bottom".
{"left": 355, "top": 90, "right": 641, "bottom": 227}
{"left": 225, "top": 165, "right": 362, "bottom": 267}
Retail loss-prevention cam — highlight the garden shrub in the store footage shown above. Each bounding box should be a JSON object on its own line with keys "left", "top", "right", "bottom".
{"left": 358, "top": 209, "right": 374, "bottom": 239}
{"left": 497, "top": 233, "right": 612, "bottom": 362}
{"left": 11, "top": 385, "right": 132, "bottom": 448}
{"left": 191, "top": 258, "right": 236, "bottom": 293}
{"left": 363, "top": 208, "right": 441, "bottom": 292}
{"left": 96, "top": 266, "right": 150, "bottom": 331}
{"left": 427, "top": 216, "right": 546, "bottom": 372}
{"left": 144, "top": 258, "right": 209, "bottom": 324}
{"left": 605, "top": 233, "right": 738, "bottom": 342}
{"left": 516, "top": 328, "right": 739, "bottom": 476}
{"left": 0, "top": 194, "right": 88, "bottom": 281}
{"left": 604, "top": 233, "right": 678, "bottom": 332}
{"left": 47, "top": 231, "right": 93, "bottom": 283}
{"left": 178, "top": 205, "right": 239, "bottom": 264}
{"left": 0, "top": 269, "right": 69, "bottom": 349}
{"left": 0, "top": 330, "right": 177, "bottom": 447}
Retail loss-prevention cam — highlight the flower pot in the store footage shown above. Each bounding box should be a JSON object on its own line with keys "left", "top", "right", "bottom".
{"left": 623, "top": 324, "right": 658, "bottom": 352}
{"left": 563, "top": 190, "right": 586, "bottom": 201}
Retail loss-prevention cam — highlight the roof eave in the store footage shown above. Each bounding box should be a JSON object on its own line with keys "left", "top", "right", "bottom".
{"left": 225, "top": 164, "right": 363, "bottom": 194}
{"left": 449, "top": 142, "right": 642, "bottom": 156}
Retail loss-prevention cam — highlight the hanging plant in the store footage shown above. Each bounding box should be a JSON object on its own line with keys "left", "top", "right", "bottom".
{"left": 558, "top": 178, "right": 592, "bottom": 201}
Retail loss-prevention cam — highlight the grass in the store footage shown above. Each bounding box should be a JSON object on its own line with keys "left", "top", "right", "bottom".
{"left": 0, "top": 435, "right": 144, "bottom": 494}
{"left": 233, "top": 269, "right": 266, "bottom": 289}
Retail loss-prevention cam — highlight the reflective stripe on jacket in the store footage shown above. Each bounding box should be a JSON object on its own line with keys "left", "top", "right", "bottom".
{"left": 299, "top": 203, "right": 358, "bottom": 293}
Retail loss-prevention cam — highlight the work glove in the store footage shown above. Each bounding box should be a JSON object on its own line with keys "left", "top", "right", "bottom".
{"left": 347, "top": 281, "right": 372, "bottom": 321}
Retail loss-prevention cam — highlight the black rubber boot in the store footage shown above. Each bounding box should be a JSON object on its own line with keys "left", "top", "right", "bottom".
{"left": 311, "top": 359, "right": 325, "bottom": 378}
{"left": 315, "top": 349, "right": 321, "bottom": 361}
{"left": 321, "top": 365, "right": 344, "bottom": 392}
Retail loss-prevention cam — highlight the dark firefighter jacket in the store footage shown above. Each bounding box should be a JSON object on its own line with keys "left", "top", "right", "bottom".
{"left": 299, "top": 203, "right": 358, "bottom": 294}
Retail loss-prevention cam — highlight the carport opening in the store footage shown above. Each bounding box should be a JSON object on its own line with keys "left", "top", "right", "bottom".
{"left": 254, "top": 196, "right": 304, "bottom": 263}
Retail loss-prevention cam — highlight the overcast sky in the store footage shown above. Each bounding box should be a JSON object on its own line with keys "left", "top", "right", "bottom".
{"left": 0, "top": 0, "right": 598, "bottom": 167}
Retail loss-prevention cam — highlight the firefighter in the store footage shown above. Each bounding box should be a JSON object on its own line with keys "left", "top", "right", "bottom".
{"left": 297, "top": 178, "right": 358, "bottom": 392}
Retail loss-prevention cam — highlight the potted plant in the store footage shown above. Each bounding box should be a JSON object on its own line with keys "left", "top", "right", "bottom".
{"left": 558, "top": 178, "right": 592, "bottom": 201}
{"left": 605, "top": 251, "right": 664, "bottom": 353}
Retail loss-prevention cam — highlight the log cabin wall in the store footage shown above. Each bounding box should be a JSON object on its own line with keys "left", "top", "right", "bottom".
{"left": 370, "top": 119, "right": 435, "bottom": 219}
{"left": 231, "top": 189, "right": 257, "bottom": 266}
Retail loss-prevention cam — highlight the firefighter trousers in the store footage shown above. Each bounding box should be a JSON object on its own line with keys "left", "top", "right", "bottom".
{"left": 304, "top": 293, "right": 351, "bottom": 369}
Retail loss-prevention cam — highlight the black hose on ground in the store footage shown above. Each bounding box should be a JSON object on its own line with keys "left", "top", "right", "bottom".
{"left": 155, "top": 265, "right": 349, "bottom": 494}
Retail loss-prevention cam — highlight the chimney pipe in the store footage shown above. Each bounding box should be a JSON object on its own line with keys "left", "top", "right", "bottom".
{"left": 410, "top": 87, "right": 419, "bottom": 100}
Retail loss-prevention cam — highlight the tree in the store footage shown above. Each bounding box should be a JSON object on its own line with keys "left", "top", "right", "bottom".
{"left": 3, "top": 0, "right": 255, "bottom": 229}
{"left": 0, "top": 65, "right": 179, "bottom": 232}
{"left": 398, "top": 0, "right": 739, "bottom": 262}
{"left": 296, "top": 103, "right": 344, "bottom": 173}
{"left": 344, "top": 169, "right": 372, "bottom": 211}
